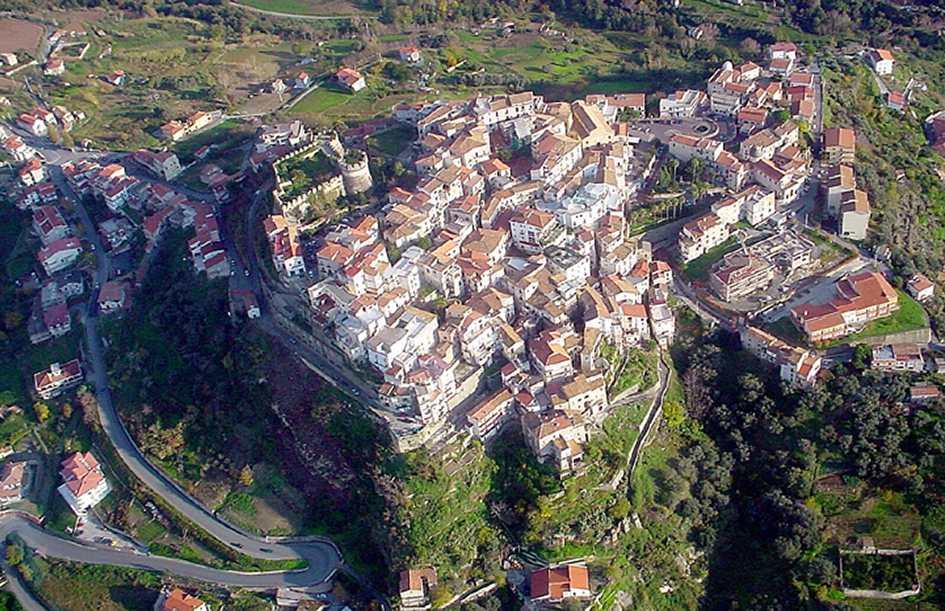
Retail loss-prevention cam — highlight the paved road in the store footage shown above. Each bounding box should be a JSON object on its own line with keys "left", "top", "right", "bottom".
{"left": 0, "top": 157, "right": 345, "bottom": 598}
{"left": 62, "top": 165, "right": 344, "bottom": 581}
{"left": 0, "top": 514, "right": 332, "bottom": 590}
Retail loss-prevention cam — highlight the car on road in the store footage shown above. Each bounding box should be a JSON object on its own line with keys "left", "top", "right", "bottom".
{"left": 231, "top": 542, "right": 243, "bottom": 548}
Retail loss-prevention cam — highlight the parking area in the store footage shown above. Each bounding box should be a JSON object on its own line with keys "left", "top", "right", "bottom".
{"left": 628, "top": 116, "right": 725, "bottom": 142}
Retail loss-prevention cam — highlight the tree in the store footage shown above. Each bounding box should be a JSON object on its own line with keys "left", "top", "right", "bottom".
{"left": 852, "top": 343, "right": 872, "bottom": 369}
{"left": 5, "top": 542, "right": 22, "bottom": 566}
{"left": 33, "top": 402, "right": 50, "bottom": 424}
{"left": 740, "top": 37, "right": 762, "bottom": 57}
{"left": 3, "top": 311, "right": 23, "bottom": 331}
{"left": 239, "top": 465, "right": 254, "bottom": 487}
{"left": 62, "top": 402, "right": 73, "bottom": 419}
{"left": 607, "top": 497, "right": 631, "bottom": 520}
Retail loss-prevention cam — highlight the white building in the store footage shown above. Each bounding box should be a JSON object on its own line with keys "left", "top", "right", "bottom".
{"left": 57, "top": 452, "right": 110, "bottom": 514}
{"left": 866, "top": 49, "right": 894, "bottom": 76}
{"left": 659, "top": 90, "right": 706, "bottom": 118}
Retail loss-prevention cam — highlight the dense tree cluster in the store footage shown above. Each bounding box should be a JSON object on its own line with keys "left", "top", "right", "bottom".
{"left": 671, "top": 325, "right": 945, "bottom": 607}
{"left": 106, "top": 229, "right": 273, "bottom": 482}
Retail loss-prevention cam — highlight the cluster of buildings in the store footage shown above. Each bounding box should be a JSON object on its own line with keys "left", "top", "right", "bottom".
{"left": 158, "top": 110, "right": 220, "bottom": 142}
{"left": 661, "top": 44, "right": 818, "bottom": 126}
{"left": 398, "top": 563, "right": 592, "bottom": 608}
{"left": 14, "top": 104, "right": 84, "bottom": 138}
{"left": 674, "top": 118, "right": 805, "bottom": 259}
{"left": 269, "top": 131, "right": 374, "bottom": 226}
{"left": 270, "top": 66, "right": 366, "bottom": 97}
{"left": 709, "top": 229, "right": 814, "bottom": 302}
{"left": 260, "top": 90, "right": 670, "bottom": 456}
{"left": 739, "top": 325, "right": 822, "bottom": 386}
{"left": 62, "top": 157, "right": 229, "bottom": 278}
{"left": 821, "top": 127, "right": 869, "bottom": 241}
{"left": 666, "top": 49, "right": 826, "bottom": 273}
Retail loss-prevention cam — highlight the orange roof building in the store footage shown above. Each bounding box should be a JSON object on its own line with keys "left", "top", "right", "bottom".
{"left": 57, "top": 451, "right": 110, "bottom": 514}
{"left": 159, "top": 588, "right": 209, "bottom": 611}
{"left": 790, "top": 272, "right": 899, "bottom": 343}
{"left": 530, "top": 565, "right": 592, "bottom": 601}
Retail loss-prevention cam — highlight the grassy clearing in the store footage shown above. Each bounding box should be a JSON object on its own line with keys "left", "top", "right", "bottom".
{"left": 680, "top": 236, "right": 739, "bottom": 281}
{"left": 238, "top": 0, "right": 368, "bottom": 15}
{"left": 291, "top": 83, "right": 351, "bottom": 114}
{"left": 20, "top": 557, "right": 161, "bottom": 611}
{"left": 764, "top": 315, "right": 809, "bottom": 347}
{"left": 366, "top": 124, "right": 417, "bottom": 157}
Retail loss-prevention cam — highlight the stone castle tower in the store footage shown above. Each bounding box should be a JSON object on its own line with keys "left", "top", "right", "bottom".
{"left": 340, "top": 149, "right": 373, "bottom": 195}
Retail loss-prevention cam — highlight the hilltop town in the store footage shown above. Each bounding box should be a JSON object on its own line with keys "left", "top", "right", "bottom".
{"left": 3, "top": 4, "right": 945, "bottom": 610}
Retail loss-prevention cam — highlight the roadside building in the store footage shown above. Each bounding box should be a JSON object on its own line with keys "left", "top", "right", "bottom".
{"left": 155, "top": 588, "right": 209, "bottom": 611}
{"left": 790, "top": 272, "right": 899, "bottom": 343}
{"left": 0, "top": 461, "right": 28, "bottom": 505}
{"left": 871, "top": 343, "right": 924, "bottom": 372}
{"left": 34, "top": 361, "right": 83, "bottom": 401}
{"left": 399, "top": 568, "right": 437, "bottom": 611}
{"left": 866, "top": 48, "right": 894, "bottom": 75}
{"left": 38, "top": 237, "right": 82, "bottom": 275}
{"left": 57, "top": 451, "right": 110, "bottom": 514}
{"left": 839, "top": 189, "right": 870, "bottom": 241}
{"left": 823, "top": 128, "right": 856, "bottom": 165}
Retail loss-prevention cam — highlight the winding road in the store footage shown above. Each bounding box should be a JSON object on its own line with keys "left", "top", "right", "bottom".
{"left": 1, "top": 151, "right": 347, "bottom": 609}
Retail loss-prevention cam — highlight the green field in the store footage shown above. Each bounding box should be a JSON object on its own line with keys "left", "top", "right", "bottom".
{"left": 292, "top": 83, "right": 351, "bottom": 115}
{"left": 237, "top": 0, "right": 369, "bottom": 16}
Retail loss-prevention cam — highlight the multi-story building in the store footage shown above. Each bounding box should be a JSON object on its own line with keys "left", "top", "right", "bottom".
{"left": 659, "top": 89, "right": 707, "bottom": 118}
{"left": 57, "top": 451, "right": 110, "bottom": 514}
{"left": 466, "top": 389, "right": 516, "bottom": 442}
{"left": 679, "top": 213, "right": 729, "bottom": 262}
{"left": 866, "top": 48, "right": 894, "bottom": 75}
{"left": 839, "top": 189, "right": 870, "bottom": 241}
{"left": 823, "top": 128, "right": 856, "bottom": 165}
{"left": 34, "top": 360, "right": 83, "bottom": 400}
{"left": 791, "top": 272, "right": 899, "bottom": 343}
